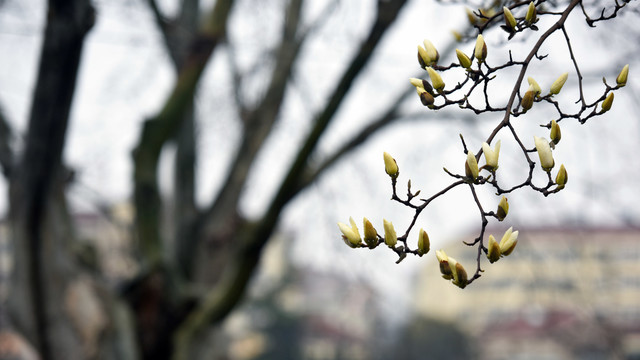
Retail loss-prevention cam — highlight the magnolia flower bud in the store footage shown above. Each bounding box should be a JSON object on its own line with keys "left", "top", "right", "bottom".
{"left": 528, "top": 77, "right": 541, "bottom": 96}
{"left": 555, "top": 164, "right": 568, "bottom": 189}
{"left": 534, "top": 136, "right": 555, "bottom": 171}
{"left": 550, "top": 72, "right": 569, "bottom": 95}
{"left": 417, "top": 228, "right": 430, "bottom": 256}
{"left": 383, "top": 152, "right": 399, "bottom": 178}
{"left": 363, "top": 218, "right": 378, "bottom": 248}
{"left": 465, "top": 151, "right": 479, "bottom": 180}
{"left": 409, "top": 77, "right": 424, "bottom": 89}
{"left": 550, "top": 120, "right": 561, "bottom": 146}
{"left": 525, "top": 1, "right": 537, "bottom": 24}
{"left": 417, "top": 87, "right": 435, "bottom": 107}
{"left": 426, "top": 67, "right": 445, "bottom": 92}
{"left": 487, "top": 235, "right": 501, "bottom": 263}
{"left": 423, "top": 39, "right": 440, "bottom": 66}
{"left": 521, "top": 88, "right": 535, "bottom": 112}
{"left": 452, "top": 31, "right": 463, "bottom": 42}
{"left": 474, "top": 34, "right": 487, "bottom": 63}
{"left": 436, "top": 250, "right": 453, "bottom": 280}
{"left": 449, "top": 257, "right": 468, "bottom": 289}
{"left": 503, "top": 7, "right": 517, "bottom": 31}
{"left": 417, "top": 45, "right": 430, "bottom": 68}
{"left": 496, "top": 196, "right": 509, "bottom": 221}
{"left": 465, "top": 8, "right": 477, "bottom": 25}
{"left": 482, "top": 140, "right": 501, "bottom": 171}
{"left": 617, "top": 64, "right": 629, "bottom": 87}
{"left": 456, "top": 49, "right": 472, "bottom": 69}
{"left": 601, "top": 92, "right": 614, "bottom": 112}
{"left": 338, "top": 217, "right": 362, "bottom": 247}
{"left": 499, "top": 227, "right": 518, "bottom": 256}
{"left": 383, "top": 219, "right": 397, "bottom": 247}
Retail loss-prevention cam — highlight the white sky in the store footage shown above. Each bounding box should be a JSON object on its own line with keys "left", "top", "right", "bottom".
{"left": 0, "top": 0, "right": 639, "bottom": 309}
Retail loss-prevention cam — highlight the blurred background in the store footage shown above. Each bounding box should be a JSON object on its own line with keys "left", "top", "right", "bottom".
{"left": 0, "top": 0, "right": 639, "bottom": 359}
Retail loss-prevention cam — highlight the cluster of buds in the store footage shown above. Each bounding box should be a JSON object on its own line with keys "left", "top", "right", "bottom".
{"left": 534, "top": 123, "right": 568, "bottom": 190}
{"left": 462, "top": 140, "right": 501, "bottom": 183}
{"left": 337, "top": 216, "right": 431, "bottom": 255}
{"left": 486, "top": 227, "right": 519, "bottom": 263}
{"left": 436, "top": 250, "right": 468, "bottom": 288}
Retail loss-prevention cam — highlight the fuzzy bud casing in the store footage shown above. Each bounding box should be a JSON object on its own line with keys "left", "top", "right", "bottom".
{"left": 555, "top": 164, "right": 568, "bottom": 189}
{"left": 496, "top": 196, "right": 509, "bottom": 221}
{"left": 474, "top": 34, "right": 487, "bottom": 63}
{"left": 601, "top": 93, "right": 614, "bottom": 112}
{"left": 417, "top": 228, "right": 430, "bottom": 256}
{"left": 617, "top": 64, "right": 629, "bottom": 87}
{"left": 487, "top": 235, "right": 501, "bottom": 263}
{"left": 550, "top": 72, "right": 569, "bottom": 95}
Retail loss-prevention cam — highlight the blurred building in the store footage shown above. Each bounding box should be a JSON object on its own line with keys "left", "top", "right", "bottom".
{"left": 413, "top": 227, "right": 640, "bottom": 360}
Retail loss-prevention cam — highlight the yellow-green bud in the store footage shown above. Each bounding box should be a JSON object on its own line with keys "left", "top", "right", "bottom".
{"left": 482, "top": 140, "right": 501, "bottom": 171}
{"left": 617, "top": 64, "right": 629, "bottom": 87}
{"left": 426, "top": 67, "right": 445, "bottom": 92}
{"left": 528, "top": 77, "right": 542, "bottom": 96}
{"left": 452, "top": 30, "right": 463, "bottom": 42}
{"left": 601, "top": 92, "right": 614, "bottom": 112}
{"left": 525, "top": 1, "right": 537, "bottom": 24}
{"left": 496, "top": 196, "right": 509, "bottom": 221}
{"left": 555, "top": 164, "right": 568, "bottom": 189}
{"left": 487, "top": 235, "right": 501, "bottom": 263}
{"left": 383, "top": 152, "right": 399, "bottom": 178}
{"left": 363, "top": 218, "right": 378, "bottom": 248}
{"left": 417, "top": 87, "right": 435, "bottom": 107}
{"left": 474, "top": 34, "right": 487, "bottom": 63}
{"left": 521, "top": 88, "right": 535, "bottom": 112}
{"left": 503, "top": 7, "right": 517, "bottom": 31}
{"left": 423, "top": 39, "right": 440, "bottom": 66}
{"left": 417, "top": 45, "right": 429, "bottom": 68}
{"left": 465, "top": 8, "right": 477, "bottom": 25}
{"left": 338, "top": 217, "right": 362, "bottom": 247}
{"left": 417, "top": 228, "right": 430, "bottom": 256}
{"left": 409, "top": 77, "right": 424, "bottom": 89}
{"left": 499, "top": 227, "right": 518, "bottom": 256}
{"left": 449, "top": 257, "right": 468, "bottom": 289}
{"left": 534, "top": 136, "right": 555, "bottom": 171}
{"left": 550, "top": 72, "right": 569, "bottom": 95}
{"left": 550, "top": 120, "right": 561, "bottom": 146}
{"left": 383, "top": 219, "right": 397, "bottom": 247}
{"left": 436, "top": 250, "right": 453, "bottom": 280}
{"left": 465, "top": 151, "right": 479, "bottom": 180}
{"left": 456, "top": 49, "right": 472, "bottom": 69}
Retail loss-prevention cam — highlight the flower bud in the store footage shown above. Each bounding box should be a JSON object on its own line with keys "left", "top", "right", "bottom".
{"left": 456, "top": 49, "right": 472, "bottom": 69}
{"left": 503, "top": 7, "right": 517, "bottom": 31}
{"left": 423, "top": 39, "right": 440, "bottom": 66}
{"left": 550, "top": 72, "right": 568, "bottom": 95}
{"left": 617, "top": 64, "right": 629, "bottom": 87}
{"left": 487, "top": 235, "right": 501, "bottom": 263}
{"left": 409, "top": 77, "right": 424, "bottom": 89}
{"left": 363, "top": 218, "right": 378, "bottom": 248}
{"left": 482, "top": 140, "right": 501, "bottom": 171}
{"left": 383, "top": 152, "right": 399, "bottom": 178}
{"left": 499, "top": 227, "right": 518, "bottom": 256}
{"left": 601, "top": 92, "right": 614, "bottom": 112}
{"left": 338, "top": 217, "right": 362, "bottom": 247}
{"left": 417, "top": 45, "right": 430, "bottom": 68}
{"left": 521, "top": 88, "right": 535, "bottom": 112}
{"left": 528, "top": 77, "right": 541, "bottom": 96}
{"left": 436, "top": 250, "right": 453, "bottom": 280}
{"left": 555, "top": 164, "right": 568, "bottom": 189}
{"left": 383, "top": 219, "right": 397, "bottom": 247}
{"left": 449, "top": 257, "right": 468, "bottom": 289}
{"left": 426, "top": 67, "right": 445, "bottom": 92}
{"left": 496, "top": 196, "right": 509, "bottom": 221}
{"left": 550, "top": 119, "right": 561, "bottom": 146}
{"left": 417, "top": 87, "right": 435, "bottom": 107}
{"left": 465, "top": 8, "right": 477, "bottom": 25}
{"left": 452, "top": 30, "right": 463, "bottom": 42}
{"left": 474, "top": 34, "right": 487, "bottom": 63}
{"left": 416, "top": 228, "right": 430, "bottom": 256}
{"left": 534, "top": 136, "right": 554, "bottom": 171}
{"left": 465, "top": 151, "right": 479, "bottom": 180}
{"left": 525, "top": 1, "right": 537, "bottom": 24}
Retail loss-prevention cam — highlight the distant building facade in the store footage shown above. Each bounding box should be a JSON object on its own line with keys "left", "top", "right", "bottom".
{"left": 413, "top": 227, "right": 640, "bottom": 360}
